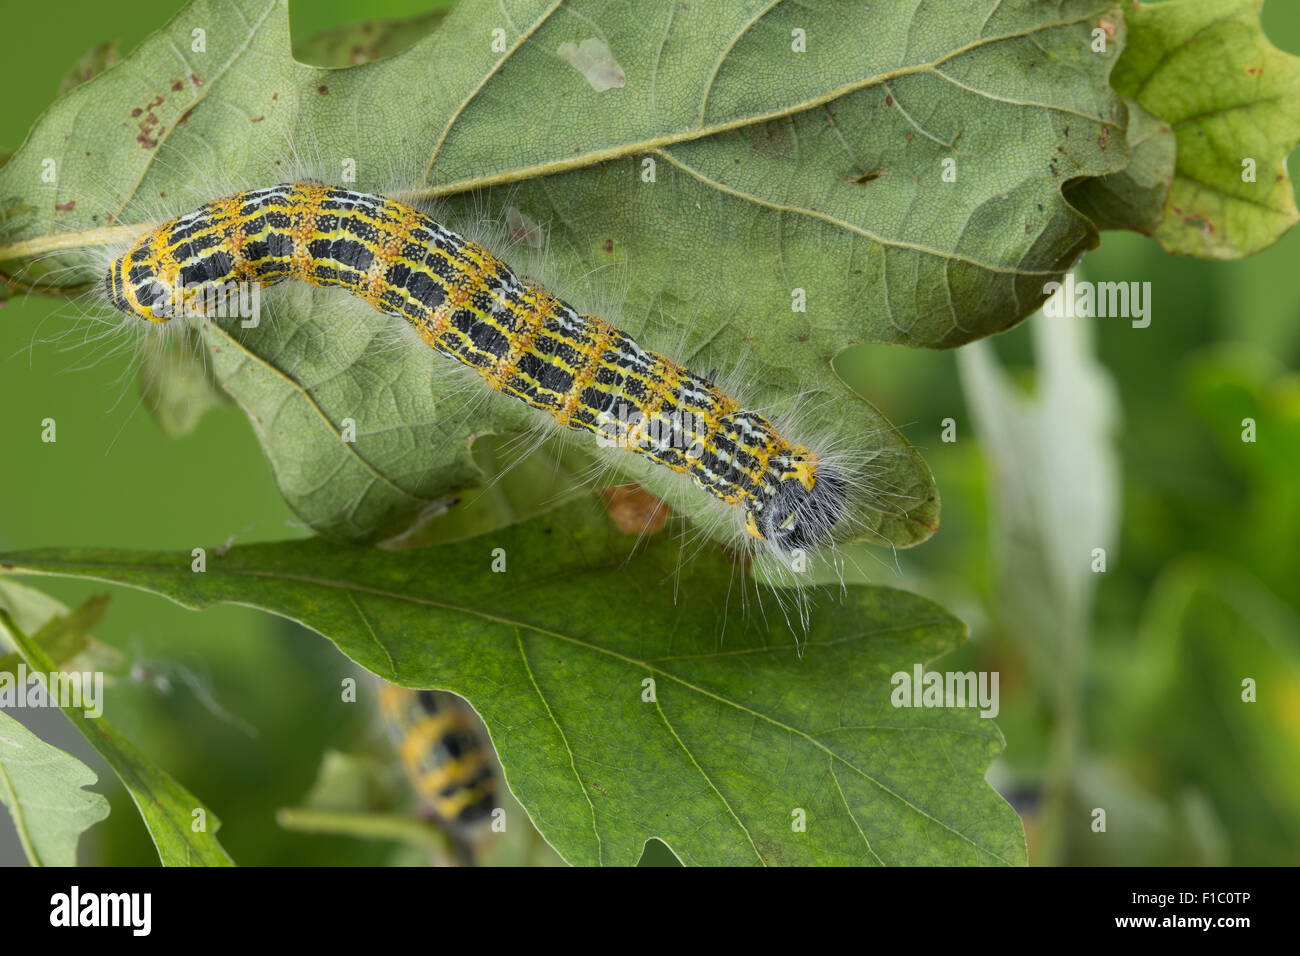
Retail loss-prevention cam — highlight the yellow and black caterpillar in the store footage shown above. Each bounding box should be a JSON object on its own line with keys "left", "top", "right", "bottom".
{"left": 105, "top": 182, "right": 848, "bottom": 552}
{"left": 376, "top": 682, "right": 497, "bottom": 830}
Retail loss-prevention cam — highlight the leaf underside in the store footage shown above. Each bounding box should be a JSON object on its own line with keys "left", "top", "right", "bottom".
{"left": 0, "top": 710, "right": 109, "bottom": 867}
{"left": 0, "top": 0, "right": 1131, "bottom": 544}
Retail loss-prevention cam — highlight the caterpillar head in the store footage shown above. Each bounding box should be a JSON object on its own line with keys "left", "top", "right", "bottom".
{"left": 104, "top": 227, "right": 187, "bottom": 323}
{"left": 747, "top": 457, "right": 848, "bottom": 553}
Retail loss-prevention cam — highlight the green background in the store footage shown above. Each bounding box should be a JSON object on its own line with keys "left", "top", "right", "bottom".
{"left": 1, "top": 0, "right": 1298, "bottom": 866}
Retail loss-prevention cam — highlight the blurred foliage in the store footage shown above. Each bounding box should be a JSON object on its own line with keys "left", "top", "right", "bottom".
{"left": 1110, "top": 0, "right": 1300, "bottom": 258}
{"left": 0, "top": 0, "right": 1297, "bottom": 866}
{"left": 0, "top": 596, "right": 235, "bottom": 865}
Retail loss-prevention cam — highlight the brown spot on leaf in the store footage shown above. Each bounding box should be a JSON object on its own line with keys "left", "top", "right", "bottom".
{"left": 1246, "top": 65, "right": 1263, "bottom": 75}
{"left": 190, "top": 73, "right": 203, "bottom": 86}
{"left": 844, "top": 168, "right": 884, "bottom": 185}
{"left": 54, "top": 199, "right": 76, "bottom": 212}
{"left": 171, "top": 79, "right": 183, "bottom": 91}
{"left": 317, "top": 84, "right": 329, "bottom": 95}
{"left": 251, "top": 115, "right": 264, "bottom": 123}
{"left": 885, "top": 94, "right": 894, "bottom": 106}
{"left": 131, "top": 107, "right": 142, "bottom": 117}
{"left": 602, "top": 238, "right": 614, "bottom": 254}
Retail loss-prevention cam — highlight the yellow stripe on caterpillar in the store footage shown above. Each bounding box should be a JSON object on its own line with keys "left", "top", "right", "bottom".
{"left": 376, "top": 683, "right": 497, "bottom": 830}
{"left": 104, "top": 181, "right": 849, "bottom": 553}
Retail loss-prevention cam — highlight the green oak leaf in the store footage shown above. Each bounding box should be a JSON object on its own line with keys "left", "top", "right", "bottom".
{"left": 0, "top": 598, "right": 235, "bottom": 866}
{"left": 0, "top": 496, "right": 1025, "bottom": 866}
{"left": 1125, "top": 559, "right": 1300, "bottom": 863}
{"left": 1111, "top": 0, "right": 1300, "bottom": 257}
{"left": 1066, "top": 97, "right": 1176, "bottom": 234}
{"left": 0, "top": 711, "right": 110, "bottom": 867}
{"left": 0, "top": 0, "right": 1131, "bottom": 545}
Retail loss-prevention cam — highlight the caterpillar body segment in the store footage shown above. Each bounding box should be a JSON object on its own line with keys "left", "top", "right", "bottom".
{"left": 376, "top": 682, "right": 497, "bottom": 831}
{"left": 105, "top": 182, "right": 847, "bottom": 552}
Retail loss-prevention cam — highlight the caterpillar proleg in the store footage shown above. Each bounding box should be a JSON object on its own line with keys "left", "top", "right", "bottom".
{"left": 104, "top": 181, "right": 852, "bottom": 555}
